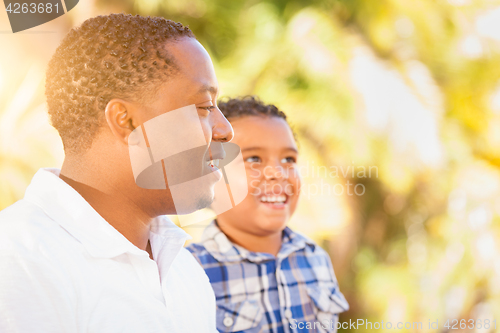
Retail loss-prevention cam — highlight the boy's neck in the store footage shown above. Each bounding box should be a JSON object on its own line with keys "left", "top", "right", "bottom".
{"left": 216, "top": 221, "right": 283, "bottom": 257}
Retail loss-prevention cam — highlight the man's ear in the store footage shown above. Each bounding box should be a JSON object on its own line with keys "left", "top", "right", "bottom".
{"left": 104, "top": 99, "right": 140, "bottom": 145}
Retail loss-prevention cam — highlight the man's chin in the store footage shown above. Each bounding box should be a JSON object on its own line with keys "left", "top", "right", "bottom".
{"left": 194, "top": 187, "right": 215, "bottom": 210}
{"left": 174, "top": 188, "right": 215, "bottom": 215}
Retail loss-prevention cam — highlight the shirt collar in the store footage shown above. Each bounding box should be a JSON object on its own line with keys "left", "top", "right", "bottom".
{"left": 199, "top": 220, "right": 316, "bottom": 263}
{"left": 24, "top": 168, "right": 191, "bottom": 260}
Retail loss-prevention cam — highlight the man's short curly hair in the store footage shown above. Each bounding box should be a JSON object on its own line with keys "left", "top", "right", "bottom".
{"left": 45, "top": 13, "right": 195, "bottom": 153}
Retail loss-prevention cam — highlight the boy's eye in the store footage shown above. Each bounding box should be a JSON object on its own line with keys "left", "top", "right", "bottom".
{"left": 281, "top": 156, "right": 296, "bottom": 164}
{"left": 245, "top": 156, "right": 261, "bottom": 163}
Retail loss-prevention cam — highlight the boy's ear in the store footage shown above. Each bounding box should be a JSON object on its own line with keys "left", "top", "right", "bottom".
{"left": 104, "top": 99, "right": 140, "bottom": 145}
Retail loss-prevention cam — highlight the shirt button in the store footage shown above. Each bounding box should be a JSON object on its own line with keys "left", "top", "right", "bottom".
{"left": 223, "top": 316, "right": 234, "bottom": 327}
{"left": 285, "top": 309, "right": 293, "bottom": 318}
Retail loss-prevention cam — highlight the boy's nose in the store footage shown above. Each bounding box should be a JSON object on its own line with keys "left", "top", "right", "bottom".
{"left": 212, "top": 109, "right": 234, "bottom": 142}
{"left": 264, "top": 164, "right": 288, "bottom": 180}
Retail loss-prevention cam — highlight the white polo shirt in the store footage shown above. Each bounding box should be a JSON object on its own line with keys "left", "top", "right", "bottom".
{"left": 0, "top": 168, "right": 217, "bottom": 333}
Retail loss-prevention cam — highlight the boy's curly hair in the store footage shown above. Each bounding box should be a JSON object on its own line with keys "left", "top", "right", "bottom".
{"left": 45, "top": 13, "right": 194, "bottom": 153}
{"left": 218, "top": 95, "right": 297, "bottom": 142}
{"left": 218, "top": 96, "right": 288, "bottom": 121}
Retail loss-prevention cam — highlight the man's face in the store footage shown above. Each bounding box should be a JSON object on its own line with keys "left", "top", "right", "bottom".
{"left": 130, "top": 37, "right": 233, "bottom": 215}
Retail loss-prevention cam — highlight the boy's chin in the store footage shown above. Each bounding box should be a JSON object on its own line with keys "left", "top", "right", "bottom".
{"left": 260, "top": 208, "right": 292, "bottom": 223}
{"left": 256, "top": 216, "right": 289, "bottom": 234}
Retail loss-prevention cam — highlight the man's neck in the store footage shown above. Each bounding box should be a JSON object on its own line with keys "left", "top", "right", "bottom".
{"left": 60, "top": 161, "right": 153, "bottom": 252}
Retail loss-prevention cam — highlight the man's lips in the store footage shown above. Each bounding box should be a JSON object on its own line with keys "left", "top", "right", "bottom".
{"left": 206, "top": 159, "right": 221, "bottom": 168}
{"left": 205, "top": 150, "right": 224, "bottom": 179}
{"left": 205, "top": 150, "right": 226, "bottom": 168}
{"left": 205, "top": 141, "right": 226, "bottom": 165}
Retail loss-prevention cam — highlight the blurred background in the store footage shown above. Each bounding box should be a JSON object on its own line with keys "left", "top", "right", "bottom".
{"left": 1, "top": 0, "right": 500, "bottom": 331}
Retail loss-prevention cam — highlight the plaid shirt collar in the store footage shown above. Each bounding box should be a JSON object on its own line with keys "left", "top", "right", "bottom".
{"left": 199, "top": 220, "right": 317, "bottom": 264}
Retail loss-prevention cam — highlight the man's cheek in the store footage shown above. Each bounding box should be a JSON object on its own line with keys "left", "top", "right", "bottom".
{"left": 200, "top": 121, "right": 212, "bottom": 144}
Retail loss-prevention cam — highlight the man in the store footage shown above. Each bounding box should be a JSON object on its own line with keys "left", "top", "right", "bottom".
{"left": 0, "top": 14, "right": 232, "bottom": 332}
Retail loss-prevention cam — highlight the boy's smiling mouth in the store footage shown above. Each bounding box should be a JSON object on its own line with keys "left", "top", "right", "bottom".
{"left": 258, "top": 193, "right": 289, "bottom": 209}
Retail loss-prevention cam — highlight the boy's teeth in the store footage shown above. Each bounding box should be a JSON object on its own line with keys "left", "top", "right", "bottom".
{"left": 260, "top": 195, "right": 286, "bottom": 203}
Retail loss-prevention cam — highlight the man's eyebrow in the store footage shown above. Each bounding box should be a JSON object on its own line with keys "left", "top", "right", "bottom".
{"left": 196, "top": 84, "right": 218, "bottom": 95}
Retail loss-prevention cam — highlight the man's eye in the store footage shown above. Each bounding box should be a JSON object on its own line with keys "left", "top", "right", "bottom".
{"left": 198, "top": 106, "right": 216, "bottom": 111}
{"left": 245, "top": 156, "right": 261, "bottom": 163}
{"left": 281, "top": 157, "right": 296, "bottom": 163}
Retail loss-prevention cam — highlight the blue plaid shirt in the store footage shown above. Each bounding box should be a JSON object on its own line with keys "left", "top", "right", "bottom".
{"left": 186, "top": 221, "right": 349, "bottom": 333}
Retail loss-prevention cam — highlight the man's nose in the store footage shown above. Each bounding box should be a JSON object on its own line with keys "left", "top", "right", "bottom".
{"left": 211, "top": 108, "right": 233, "bottom": 142}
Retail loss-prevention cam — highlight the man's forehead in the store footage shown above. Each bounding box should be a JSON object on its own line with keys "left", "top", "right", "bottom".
{"left": 164, "top": 39, "right": 212, "bottom": 72}
{"left": 157, "top": 39, "right": 218, "bottom": 98}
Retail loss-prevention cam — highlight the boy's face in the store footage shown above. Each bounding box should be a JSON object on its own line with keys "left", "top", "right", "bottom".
{"left": 217, "top": 116, "right": 300, "bottom": 236}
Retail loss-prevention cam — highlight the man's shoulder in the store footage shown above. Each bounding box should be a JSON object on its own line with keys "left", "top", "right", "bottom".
{"left": 0, "top": 199, "right": 80, "bottom": 256}
{"left": 0, "top": 199, "right": 53, "bottom": 236}
{"left": 170, "top": 247, "right": 213, "bottom": 285}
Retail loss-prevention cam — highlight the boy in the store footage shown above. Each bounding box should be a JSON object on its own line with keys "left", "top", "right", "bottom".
{"left": 187, "top": 96, "right": 348, "bottom": 333}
